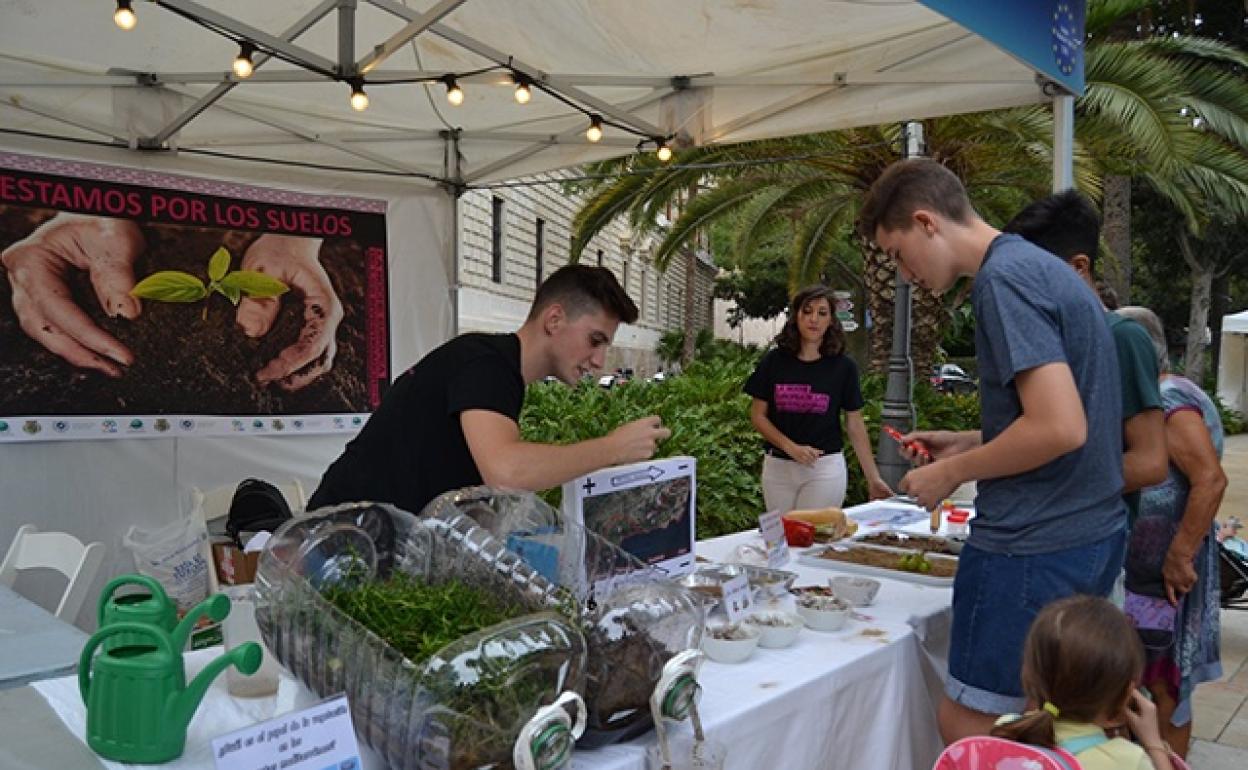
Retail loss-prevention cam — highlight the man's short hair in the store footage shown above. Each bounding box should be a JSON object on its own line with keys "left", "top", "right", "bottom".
{"left": 1003, "top": 190, "right": 1100, "bottom": 269}
{"left": 858, "top": 158, "right": 973, "bottom": 239}
{"left": 528, "top": 264, "right": 638, "bottom": 324}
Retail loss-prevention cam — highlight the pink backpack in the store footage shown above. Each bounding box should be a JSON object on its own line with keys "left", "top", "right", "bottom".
{"left": 935, "top": 734, "right": 1192, "bottom": 770}
{"left": 934, "top": 736, "right": 1082, "bottom": 770}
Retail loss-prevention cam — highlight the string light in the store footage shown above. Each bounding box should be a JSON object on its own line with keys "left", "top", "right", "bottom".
{"left": 442, "top": 75, "right": 464, "bottom": 106}
{"left": 585, "top": 115, "right": 603, "bottom": 143}
{"left": 348, "top": 79, "right": 369, "bottom": 111}
{"left": 232, "top": 42, "right": 255, "bottom": 79}
{"left": 99, "top": 4, "right": 679, "bottom": 154}
{"left": 114, "top": 0, "right": 137, "bottom": 30}
{"left": 512, "top": 74, "right": 532, "bottom": 104}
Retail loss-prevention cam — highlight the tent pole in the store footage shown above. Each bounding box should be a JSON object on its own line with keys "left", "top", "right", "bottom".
{"left": 1052, "top": 93, "right": 1075, "bottom": 192}
{"left": 444, "top": 129, "right": 464, "bottom": 338}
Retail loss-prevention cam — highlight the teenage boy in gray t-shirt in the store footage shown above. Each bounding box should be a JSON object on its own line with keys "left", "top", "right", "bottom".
{"left": 859, "top": 159, "right": 1127, "bottom": 744}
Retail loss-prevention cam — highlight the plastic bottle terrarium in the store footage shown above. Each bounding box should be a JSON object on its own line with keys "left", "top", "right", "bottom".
{"left": 423, "top": 488, "right": 706, "bottom": 748}
{"left": 254, "top": 502, "right": 589, "bottom": 770}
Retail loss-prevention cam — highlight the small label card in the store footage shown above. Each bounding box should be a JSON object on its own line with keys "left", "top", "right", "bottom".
{"left": 212, "top": 694, "right": 361, "bottom": 770}
{"left": 721, "top": 573, "right": 753, "bottom": 623}
{"left": 758, "top": 510, "right": 790, "bottom": 567}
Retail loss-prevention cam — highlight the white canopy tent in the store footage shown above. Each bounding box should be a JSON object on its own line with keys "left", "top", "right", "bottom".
{"left": 0, "top": 0, "right": 1083, "bottom": 627}
{"left": 1, "top": 0, "right": 1072, "bottom": 185}
{"left": 1219, "top": 310, "right": 1248, "bottom": 417}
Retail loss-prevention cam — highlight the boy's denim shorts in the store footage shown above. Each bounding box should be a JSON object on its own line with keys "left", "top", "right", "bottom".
{"left": 945, "top": 529, "right": 1126, "bottom": 715}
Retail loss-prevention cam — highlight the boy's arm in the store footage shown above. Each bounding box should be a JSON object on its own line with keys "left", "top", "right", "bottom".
{"left": 461, "top": 409, "right": 670, "bottom": 491}
{"left": 1123, "top": 409, "right": 1167, "bottom": 493}
{"left": 1115, "top": 319, "right": 1167, "bottom": 492}
{"left": 900, "top": 363, "right": 1087, "bottom": 508}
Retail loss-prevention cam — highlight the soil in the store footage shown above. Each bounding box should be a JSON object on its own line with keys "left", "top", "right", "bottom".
{"left": 856, "top": 532, "right": 961, "bottom": 556}
{"left": 0, "top": 208, "right": 375, "bottom": 416}
{"left": 818, "top": 545, "right": 958, "bottom": 578}
{"left": 707, "top": 624, "right": 754, "bottom": 641}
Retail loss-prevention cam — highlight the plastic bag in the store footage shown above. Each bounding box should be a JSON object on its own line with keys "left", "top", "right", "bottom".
{"left": 122, "top": 513, "right": 211, "bottom": 614}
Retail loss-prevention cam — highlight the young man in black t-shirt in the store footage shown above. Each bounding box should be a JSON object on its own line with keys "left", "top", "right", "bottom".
{"left": 309, "top": 265, "right": 670, "bottom": 515}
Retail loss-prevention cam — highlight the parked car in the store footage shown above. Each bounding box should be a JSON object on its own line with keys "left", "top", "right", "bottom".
{"left": 930, "top": 364, "right": 977, "bottom": 394}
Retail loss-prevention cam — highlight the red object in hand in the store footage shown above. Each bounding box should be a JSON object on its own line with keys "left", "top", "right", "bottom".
{"left": 882, "top": 425, "right": 932, "bottom": 461}
{"left": 782, "top": 516, "right": 816, "bottom": 547}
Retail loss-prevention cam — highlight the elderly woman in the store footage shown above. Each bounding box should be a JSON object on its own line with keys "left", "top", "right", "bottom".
{"left": 1117, "top": 305, "right": 1227, "bottom": 758}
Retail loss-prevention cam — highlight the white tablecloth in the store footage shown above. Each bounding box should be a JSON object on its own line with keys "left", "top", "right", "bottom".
{"left": 26, "top": 500, "right": 956, "bottom": 770}
{"left": 0, "top": 584, "right": 88, "bottom": 690}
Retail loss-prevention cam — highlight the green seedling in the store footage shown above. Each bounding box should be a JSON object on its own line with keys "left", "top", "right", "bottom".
{"left": 130, "top": 246, "right": 288, "bottom": 319}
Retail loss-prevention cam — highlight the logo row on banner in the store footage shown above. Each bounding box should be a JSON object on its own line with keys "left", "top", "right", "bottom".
{"left": 0, "top": 414, "right": 369, "bottom": 442}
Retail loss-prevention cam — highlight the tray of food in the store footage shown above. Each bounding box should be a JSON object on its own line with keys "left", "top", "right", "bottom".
{"left": 798, "top": 541, "right": 957, "bottom": 586}
{"left": 853, "top": 530, "right": 964, "bottom": 555}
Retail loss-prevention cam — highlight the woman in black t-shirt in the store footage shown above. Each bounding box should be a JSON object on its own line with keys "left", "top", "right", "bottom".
{"left": 744, "top": 285, "right": 892, "bottom": 513}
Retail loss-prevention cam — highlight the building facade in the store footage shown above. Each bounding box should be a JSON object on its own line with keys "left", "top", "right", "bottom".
{"left": 457, "top": 171, "right": 715, "bottom": 376}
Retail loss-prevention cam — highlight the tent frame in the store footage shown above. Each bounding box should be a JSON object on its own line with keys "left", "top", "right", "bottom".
{"left": 1, "top": 0, "right": 1073, "bottom": 186}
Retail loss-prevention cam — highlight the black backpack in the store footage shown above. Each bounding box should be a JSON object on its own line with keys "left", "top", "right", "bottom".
{"left": 226, "top": 478, "right": 293, "bottom": 548}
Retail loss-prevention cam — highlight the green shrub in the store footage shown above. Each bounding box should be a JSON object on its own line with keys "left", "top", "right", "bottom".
{"left": 1211, "top": 391, "right": 1245, "bottom": 435}
{"left": 521, "top": 355, "right": 983, "bottom": 538}
{"left": 520, "top": 354, "right": 764, "bottom": 537}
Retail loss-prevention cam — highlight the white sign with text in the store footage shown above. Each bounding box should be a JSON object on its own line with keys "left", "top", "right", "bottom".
{"left": 212, "top": 694, "right": 360, "bottom": 770}
{"left": 758, "top": 510, "right": 790, "bottom": 568}
{"left": 721, "top": 573, "right": 753, "bottom": 623}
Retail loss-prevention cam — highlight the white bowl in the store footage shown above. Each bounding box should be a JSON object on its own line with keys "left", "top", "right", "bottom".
{"left": 702, "top": 624, "right": 761, "bottom": 663}
{"left": 743, "top": 611, "right": 804, "bottom": 648}
{"left": 795, "top": 595, "right": 852, "bottom": 632}
{"left": 831, "top": 576, "right": 881, "bottom": 607}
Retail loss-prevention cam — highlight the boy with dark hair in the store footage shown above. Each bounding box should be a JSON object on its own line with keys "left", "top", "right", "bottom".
{"left": 1004, "top": 190, "right": 1167, "bottom": 503}
{"left": 310, "top": 264, "right": 669, "bottom": 515}
{"left": 860, "top": 159, "right": 1128, "bottom": 743}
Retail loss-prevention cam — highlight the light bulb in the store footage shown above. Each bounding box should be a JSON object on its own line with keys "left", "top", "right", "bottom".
{"left": 444, "top": 76, "right": 464, "bottom": 106}
{"left": 232, "top": 44, "right": 255, "bottom": 79}
{"left": 514, "top": 82, "right": 532, "bottom": 104}
{"left": 114, "top": 1, "right": 136, "bottom": 30}
{"left": 349, "top": 82, "right": 369, "bottom": 111}
{"left": 656, "top": 143, "right": 672, "bottom": 162}
{"left": 586, "top": 116, "right": 603, "bottom": 143}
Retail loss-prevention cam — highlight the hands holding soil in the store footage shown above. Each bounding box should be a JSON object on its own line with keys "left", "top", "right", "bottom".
{"left": 1, "top": 213, "right": 144, "bottom": 377}
{"left": 233, "top": 234, "right": 343, "bottom": 391}
{"left": 1, "top": 214, "right": 341, "bottom": 390}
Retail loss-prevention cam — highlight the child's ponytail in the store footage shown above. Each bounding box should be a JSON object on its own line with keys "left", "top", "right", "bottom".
{"left": 990, "top": 701, "right": 1060, "bottom": 747}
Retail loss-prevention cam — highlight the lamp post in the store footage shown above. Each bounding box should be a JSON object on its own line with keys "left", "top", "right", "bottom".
{"left": 875, "top": 121, "right": 924, "bottom": 491}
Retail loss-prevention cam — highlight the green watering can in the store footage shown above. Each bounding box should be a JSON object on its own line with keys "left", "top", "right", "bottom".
{"left": 97, "top": 574, "right": 230, "bottom": 651}
{"left": 79, "top": 622, "right": 261, "bottom": 763}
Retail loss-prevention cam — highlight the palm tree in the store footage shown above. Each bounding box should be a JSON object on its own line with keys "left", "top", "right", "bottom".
{"left": 569, "top": 124, "right": 1048, "bottom": 375}
{"left": 1074, "top": 0, "right": 1248, "bottom": 300}
{"left": 567, "top": 0, "right": 1248, "bottom": 370}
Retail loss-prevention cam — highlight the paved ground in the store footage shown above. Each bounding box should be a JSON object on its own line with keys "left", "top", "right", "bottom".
{"left": 1189, "top": 432, "right": 1248, "bottom": 768}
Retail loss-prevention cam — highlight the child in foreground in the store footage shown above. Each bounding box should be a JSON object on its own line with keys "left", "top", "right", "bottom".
{"left": 991, "top": 595, "right": 1173, "bottom": 770}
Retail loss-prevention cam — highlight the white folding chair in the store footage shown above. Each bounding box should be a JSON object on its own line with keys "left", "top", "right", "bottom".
{"left": 0, "top": 525, "right": 105, "bottom": 622}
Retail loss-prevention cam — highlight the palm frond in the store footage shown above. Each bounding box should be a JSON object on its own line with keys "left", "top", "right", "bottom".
{"left": 651, "top": 179, "right": 771, "bottom": 270}
{"left": 569, "top": 171, "right": 654, "bottom": 261}
{"left": 731, "top": 186, "right": 798, "bottom": 264}
{"left": 1082, "top": 41, "right": 1198, "bottom": 171}
{"left": 1085, "top": 0, "right": 1152, "bottom": 38}
{"left": 790, "top": 199, "right": 855, "bottom": 291}
{"left": 1133, "top": 34, "right": 1248, "bottom": 70}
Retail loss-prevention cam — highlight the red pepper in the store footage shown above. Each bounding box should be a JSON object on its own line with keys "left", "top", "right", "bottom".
{"left": 782, "top": 516, "right": 815, "bottom": 547}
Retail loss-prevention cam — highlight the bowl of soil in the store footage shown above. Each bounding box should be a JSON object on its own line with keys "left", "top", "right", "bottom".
{"left": 742, "top": 611, "right": 803, "bottom": 648}
{"left": 701, "top": 623, "right": 761, "bottom": 663}
{"left": 795, "top": 593, "right": 852, "bottom": 632}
